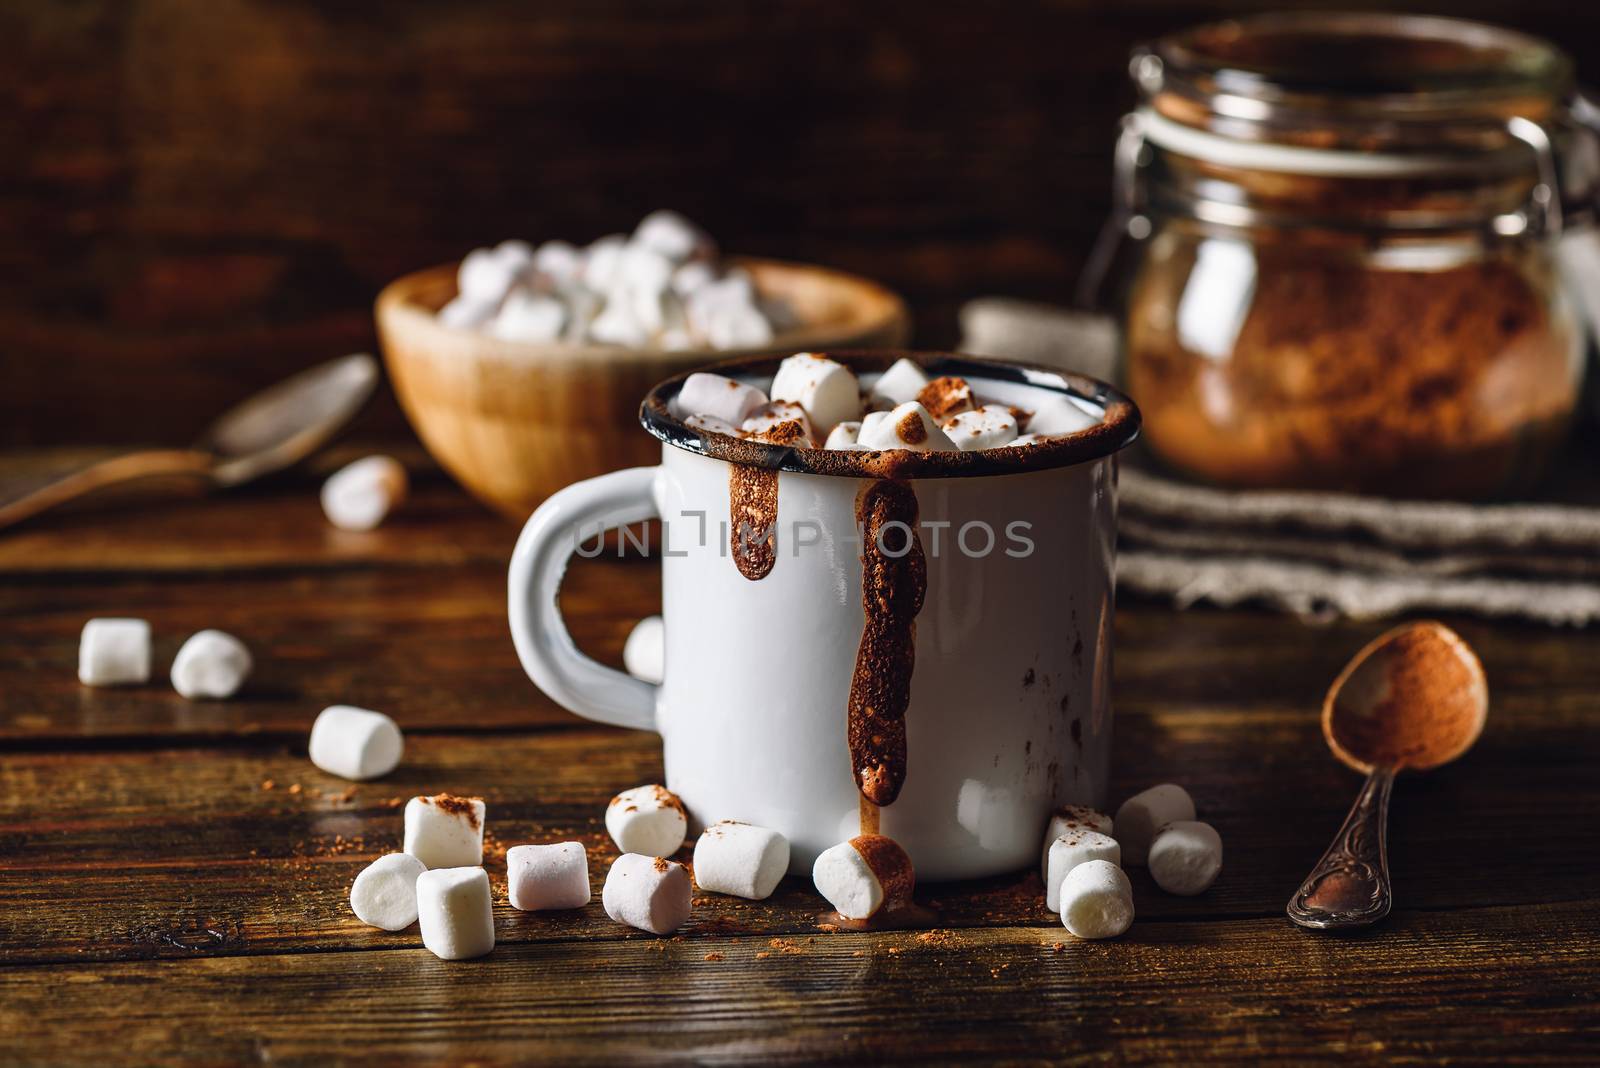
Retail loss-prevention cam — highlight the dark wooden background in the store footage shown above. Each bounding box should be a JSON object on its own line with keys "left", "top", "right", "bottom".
{"left": 6, "top": 0, "right": 1600, "bottom": 446}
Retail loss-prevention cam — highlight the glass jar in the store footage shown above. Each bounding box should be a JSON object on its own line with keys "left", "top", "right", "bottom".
{"left": 1096, "top": 13, "right": 1597, "bottom": 497}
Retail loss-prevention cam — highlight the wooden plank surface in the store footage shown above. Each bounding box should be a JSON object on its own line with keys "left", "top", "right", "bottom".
{"left": 2, "top": 460, "right": 1598, "bottom": 1062}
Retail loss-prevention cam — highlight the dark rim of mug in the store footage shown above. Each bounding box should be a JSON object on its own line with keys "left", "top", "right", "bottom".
{"left": 638, "top": 350, "right": 1141, "bottom": 478}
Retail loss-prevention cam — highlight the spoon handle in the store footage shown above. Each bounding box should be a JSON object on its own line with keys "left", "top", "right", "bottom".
{"left": 1287, "top": 766, "right": 1395, "bottom": 930}
{"left": 0, "top": 450, "right": 214, "bottom": 532}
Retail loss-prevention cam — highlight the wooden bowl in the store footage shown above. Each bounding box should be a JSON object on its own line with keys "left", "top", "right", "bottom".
{"left": 376, "top": 258, "right": 910, "bottom": 519}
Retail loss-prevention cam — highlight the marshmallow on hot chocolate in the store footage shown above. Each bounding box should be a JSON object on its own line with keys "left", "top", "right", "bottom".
{"left": 78, "top": 618, "right": 151, "bottom": 687}
{"left": 869, "top": 358, "right": 929, "bottom": 407}
{"left": 321, "top": 455, "right": 408, "bottom": 532}
{"left": 769, "top": 352, "right": 861, "bottom": 435}
{"left": 1026, "top": 394, "right": 1101, "bottom": 437}
{"left": 1114, "top": 783, "right": 1197, "bottom": 865}
{"left": 308, "top": 705, "right": 404, "bottom": 781}
{"left": 855, "top": 402, "right": 958, "bottom": 452}
{"left": 603, "top": 853, "right": 693, "bottom": 934}
{"left": 678, "top": 372, "right": 768, "bottom": 426}
{"left": 1045, "top": 829, "right": 1121, "bottom": 913}
{"left": 350, "top": 852, "right": 427, "bottom": 931}
{"left": 606, "top": 785, "right": 687, "bottom": 857}
{"left": 741, "top": 401, "right": 816, "bottom": 446}
{"left": 943, "top": 405, "right": 1019, "bottom": 451}
{"left": 623, "top": 615, "right": 665, "bottom": 685}
{"left": 684, "top": 413, "right": 738, "bottom": 436}
{"left": 824, "top": 421, "right": 863, "bottom": 450}
{"left": 170, "top": 629, "right": 252, "bottom": 699}
{"left": 692, "top": 821, "right": 790, "bottom": 901}
{"left": 417, "top": 866, "right": 496, "bottom": 959}
{"left": 916, "top": 376, "right": 976, "bottom": 422}
{"left": 812, "top": 834, "right": 914, "bottom": 921}
{"left": 1148, "top": 820, "right": 1222, "bottom": 896}
{"left": 507, "top": 842, "right": 591, "bottom": 911}
{"left": 404, "top": 794, "right": 486, "bottom": 869}
{"left": 1058, "top": 859, "right": 1134, "bottom": 939}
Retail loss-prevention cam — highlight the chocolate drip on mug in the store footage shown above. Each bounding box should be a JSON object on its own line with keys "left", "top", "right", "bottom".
{"left": 848, "top": 479, "right": 925, "bottom": 809}
{"left": 728, "top": 463, "right": 779, "bottom": 581}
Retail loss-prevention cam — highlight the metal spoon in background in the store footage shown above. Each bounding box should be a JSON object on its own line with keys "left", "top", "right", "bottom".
{"left": 0, "top": 353, "right": 379, "bottom": 532}
{"left": 1287, "top": 621, "right": 1488, "bottom": 930}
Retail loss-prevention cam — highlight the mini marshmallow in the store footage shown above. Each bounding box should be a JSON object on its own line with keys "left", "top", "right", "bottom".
{"left": 606, "top": 785, "right": 687, "bottom": 857}
{"left": 78, "top": 618, "right": 151, "bottom": 687}
{"left": 1114, "top": 783, "right": 1197, "bottom": 865}
{"left": 581, "top": 233, "right": 629, "bottom": 291}
{"left": 684, "top": 414, "right": 738, "bottom": 436}
{"left": 678, "top": 372, "right": 769, "bottom": 426}
{"left": 916, "top": 376, "right": 976, "bottom": 422}
{"left": 457, "top": 247, "right": 520, "bottom": 305}
{"left": 308, "top": 705, "right": 404, "bottom": 781}
{"left": 494, "top": 239, "right": 534, "bottom": 275}
{"left": 1008, "top": 434, "right": 1045, "bottom": 448}
{"left": 437, "top": 295, "right": 496, "bottom": 330}
{"left": 416, "top": 866, "right": 496, "bottom": 959}
{"left": 824, "top": 421, "right": 862, "bottom": 450}
{"left": 533, "top": 239, "right": 582, "bottom": 283}
{"left": 1045, "top": 829, "right": 1121, "bottom": 913}
{"left": 702, "top": 302, "right": 774, "bottom": 349}
{"left": 603, "top": 853, "right": 693, "bottom": 934}
{"left": 169, "top": 629, "right": 252, "bottom": 699}
{"left": 507, "top": 842, "right": 591, "bottom": 911}
{"left": 589, "top": 300, "right": 651, "bottom": 348}
{"left": 870, "top": 358, "right": 929, "bottom": 406}
{"left": 769, "top": 352, "right": 862, "bottom": 436}
{"left": 1059, "top": 859, "right": 1134, "bottom": 939}
{"left": 943, "top": 405, "right": 1019, "bottom": 451}
{"left": 321, "top": 455, "right": 408, "bottom": 532}
{"left": 350, "top": 852, "right": 426, "bottom": 931}
{"left": 623, "top": 615, "right": 665, "bottom": 684}
{"left": 1040, "top": 805, "right": 1115, "bottom": 876}
{"left": 812, "top": 834, "right": 914, "bottom": 921}
{"left": 741, "top": 401, "right": 815, "bottom": 446}
{"left": 692, "top": 821, "right": 790, "bottom": 901}
{"left": 1027, "top": 394, "right": 1101, "bottom": 437}
{"left": 672, "top": 260, "right": 716, "bottom": 297}
{"left": 404, "top": 794, "right": 486, "bottom": 869}
{"left": 633, "top": 209, "right": 712, "bottom": 264}
{"left": 491, "top": 291, "right": 566, "bottom": 343}
{"left": 855, "top": 402, "right": 958, "bottom": 452}
{"left": 1148, "top": 820, "right": 1223, "bottom": 896}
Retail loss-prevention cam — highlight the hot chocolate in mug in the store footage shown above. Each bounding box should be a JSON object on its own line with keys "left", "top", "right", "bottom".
{"left": 509, "top": 353, "right": 1140, "bottom": 880}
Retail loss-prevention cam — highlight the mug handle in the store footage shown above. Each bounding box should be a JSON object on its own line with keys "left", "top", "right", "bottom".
{"left": 508, "top": 466, "right": 660, "bottom": 732}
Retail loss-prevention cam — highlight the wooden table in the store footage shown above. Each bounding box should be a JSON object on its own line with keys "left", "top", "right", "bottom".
{"left": 3, "top": 454, "right": 1597, "bottom": 1064}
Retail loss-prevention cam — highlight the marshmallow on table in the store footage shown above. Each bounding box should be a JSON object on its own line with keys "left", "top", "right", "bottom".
{"left": 623, "top": 615, "right": 665, "bottom": 685}
{"left": 1059, "top": 859, "right": 1134, "bottom": 939}
{"left": 1114, "top": 783, "right": 1197, "bottom": 865}
{"left": 603, "top": 853, "right": 693, "bottom": 934}
{"left": 606, "top": 785, "right": 687, "bottom": 857}
{"left": 321, "top": 455, "right": 407, "bottom": 532}
{"left": 741, "top": 401, "right": 816, "bottom": 446}
{"left": 1040, "top": 804, "right": 1114, "bottom": 876}
{"left": 170, "top": 629, "right": 252, "bottom": 699}
{"left": 678, "top": 372, "right": 769, "bottom": 426}
{"left": 769, "top": 353, "right": 862, "bottom": 436}
{"left": 870, "top": 358, "right": 929, "bottom": 407}
{"left": 416, "top": 866, "right": 496, "bottom": 960}
{"left": 692, "top": 821, "right": 790, "bottom": 901}
{"left": 308, "top": 705, "right": 404, "bottom": 781}
{"left": 508, "top": 842, "right": 591, "bottom": 911}
{"left": 1045, "top": 829, "right": 1121, "bottom": 913}
{"left": 824, "top": 421, "right": 862, "bottom": 450}
{"left": 491, "top": 291, "right": 567, "bottom": 343}
{"left": 1026, "top": 394, "right": 1101, "bottom": 437}
{"left": 916, "top": 376, "right": 976, "bottom": 422}
{"left": 943, "top": 405, "right": 1019, "bottom": 451}
{"left": 78, "top": 618, "right": 151, "bottom": 687}
{"left": 812, "top": 834, "right": 914, "bottom": 921}
{"left": 350, "top": 852, "right": 426, "bottom": 931}
{"left": 1148, "top": 820, "right": 1223, "bottom": 896}
{"left": 404, "top": 794, "right": 486, "bottom": 869}
{"left": 855, "top": 402, "right": 958, "bottom": 452}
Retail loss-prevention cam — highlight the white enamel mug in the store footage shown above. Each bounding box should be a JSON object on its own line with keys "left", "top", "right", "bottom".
{"left": 509, "top": 353, "right": 1139, "bottom": 880}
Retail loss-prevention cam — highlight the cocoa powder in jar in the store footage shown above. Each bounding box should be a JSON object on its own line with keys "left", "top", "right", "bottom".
{"left": 1126, "top": 235, "right": 1581, "bottom": 497}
